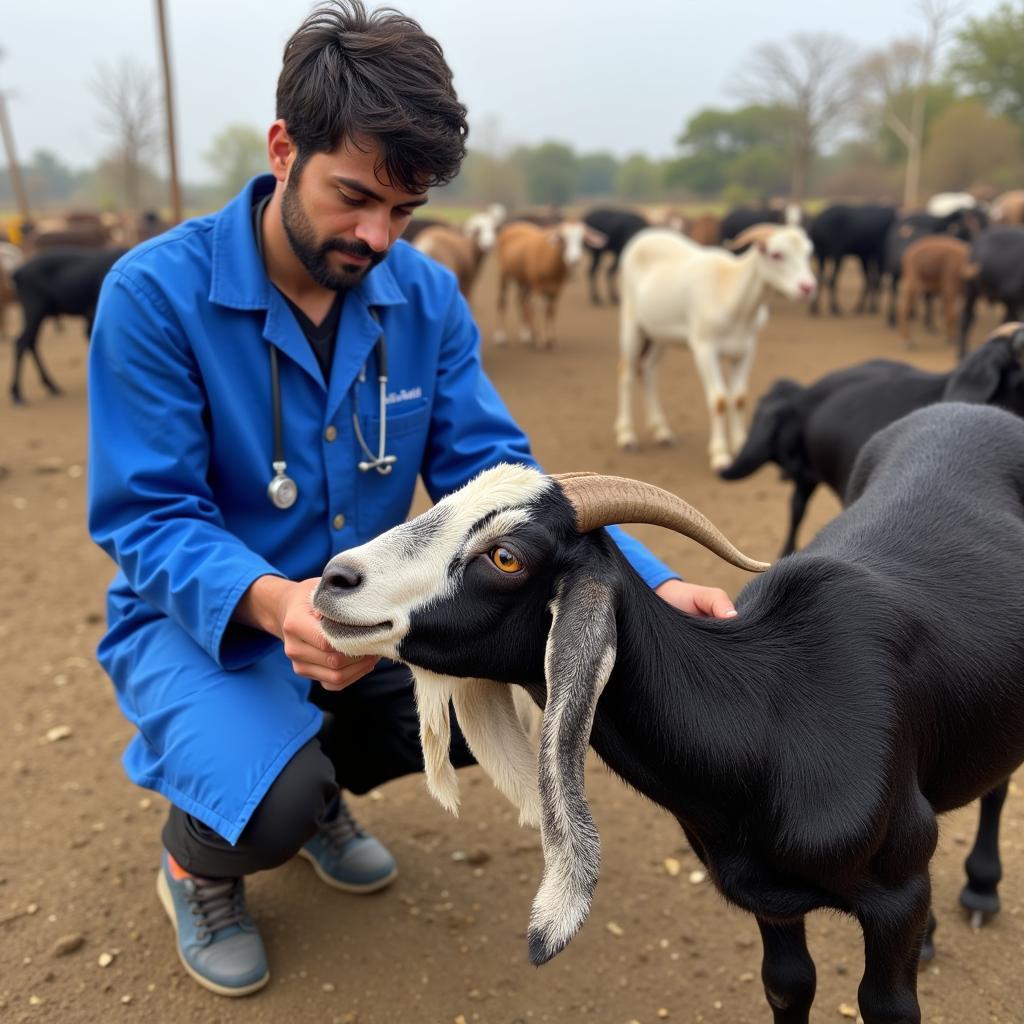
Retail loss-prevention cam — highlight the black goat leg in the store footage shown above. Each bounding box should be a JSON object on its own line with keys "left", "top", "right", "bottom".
{"left": 29, "top": 343, "right": 62, "bottom": 396}
{"left": 855, "top": 873, "right": 930, "bottom": 1024}
{"left": 829, "top": 256, "right": 843, "bottom": 316}
{"left": 960, "top": 779, "right": 1009, "bottom": 928}
{"left": 587, "top": 249, "right": 603, "bottom": 306}
{"left": 780, "top": 477, "right": 817, "bottom": 558}
{"left": 919, "top": 908, "right": 937, "bottom": 963}
{"left": 10, "top": 310, "right": 47, "bottom": 404}
{"left": 757, "top": 917, "right": 816, "bottom": 1024}
{"left": 607, "top": 252, "right": 621, "bottom": 306}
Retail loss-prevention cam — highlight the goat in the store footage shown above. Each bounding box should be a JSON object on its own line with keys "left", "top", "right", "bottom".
{"left": 720, "top": 203, "right": 802, "bottom": 245}
{"left": 614, "top": 224, "right": 816, "bottom": 470}
{"left": 720, "top": 323, "right": 1024, "bottom": 555}
{"left": 990, "top": 190, "right": 1024, "bottom": 225}
{"left": 896, "top": 235, "right": 971, "bottom": 349}
{"left": 10, "top": 246, "right": 126, "bottom": 404}
{"left": 809, "top": 203, "right": 897, "bottom": 316}
{"left": 493, "top": 220, "right": 606, "bottom": 349}
{"left": 958, "top": 225, "right": 1024, "bottom": 357}
{"left": 412, "top": 209, "right": 502, "bottom": 300}
{"left": 0, "top": 241, "right": 24, "bottom": 341}
{"left": 313, "top": 400, "right": 1024, "bottom": 1024}
{"left": 581, "top": 207, "right": 648, "bottom": 306}
{"left": 882, "top": 208, "right": 986, "bottom": 328}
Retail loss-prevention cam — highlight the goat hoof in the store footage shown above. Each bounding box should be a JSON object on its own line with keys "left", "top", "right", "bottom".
{"left": 710, "top": 452, "right": 732, "bottom": 472}
{"left": 493, "top": 331, "right": 508, "bottom": 347}
{"left": 654, "top": 435, "right": 676, "bottom": 448}
{"left": 618, "top": 439, "right": 640, "bottom": 454}
{"left": 919, "top": 935, "right": 936, "bottom": 963}
{"left": 960, "top": 886, "right": 999, "bottom": 926}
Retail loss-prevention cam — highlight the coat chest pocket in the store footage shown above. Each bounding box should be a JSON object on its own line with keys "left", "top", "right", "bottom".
{"left": 355, "top": 399, "right": 432, "bottom": 534}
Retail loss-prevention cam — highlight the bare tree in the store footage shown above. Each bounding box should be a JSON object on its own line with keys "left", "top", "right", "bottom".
{"left": 856, "top": 0, "right": 965, "bottom": 207}
{"left": 92, "top": 58, "right": 162, "bottom": 213}
{"left": 733, "top": 33, "right": 858, "bottom": 200}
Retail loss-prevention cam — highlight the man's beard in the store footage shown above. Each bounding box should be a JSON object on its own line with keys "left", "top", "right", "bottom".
{"left": 281, "top": 174, "right": 387, "bottom": 290}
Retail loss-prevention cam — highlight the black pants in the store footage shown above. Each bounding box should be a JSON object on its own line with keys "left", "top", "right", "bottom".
{"left": 162, "top": 662, "right": 475, "bottom": 878}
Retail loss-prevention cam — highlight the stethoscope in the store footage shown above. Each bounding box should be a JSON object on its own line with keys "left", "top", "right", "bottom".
{"left": 255, "top": 194, "right": 397, "bottom": 511}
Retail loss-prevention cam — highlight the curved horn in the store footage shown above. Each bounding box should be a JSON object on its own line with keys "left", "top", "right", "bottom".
{"left": 726, "top": 223, "right": 780, "bottom": 252}
{"left": 551, "top": 473, "right": 770, "bottom": 573}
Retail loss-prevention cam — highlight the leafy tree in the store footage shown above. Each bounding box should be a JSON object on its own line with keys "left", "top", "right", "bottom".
{"left": 922, "top": 100, "right": 1022, "bottom": 190}
{"left": 204, "top": 124, "right": 268, "bottom": 199}
{"left": 521, "top": 141, "right": 579, "bottom": 205}
{"left": 663, "top": 150, "right": 727, "bottom": 196}
{"left": 576, "top": 152, "right": 619, "bottom": 197}
{"left": 615, "top": 154, "right": 660, "bottom": 200}
{"left": 727, "top": 144, "right": 790, "bottom": 199}
{"left": 23, "top": 150, "right": 85, "bottom": 206}
{"left": 951, "top": 1, "right": 1024, "bottom": 126}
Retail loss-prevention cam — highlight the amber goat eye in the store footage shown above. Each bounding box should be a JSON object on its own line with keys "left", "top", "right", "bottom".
{"left": 490, "top": 547, "right": 522, "bottom": 573}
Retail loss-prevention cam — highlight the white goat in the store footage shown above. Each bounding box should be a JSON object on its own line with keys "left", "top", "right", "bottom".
{"left": 614, "top": 224, "right": 816, "bottom": 471}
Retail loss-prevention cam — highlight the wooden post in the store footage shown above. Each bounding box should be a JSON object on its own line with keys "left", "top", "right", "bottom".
{"left": 154, "top": 0, "right": 183, "bottom": 224}
{"left": 0, "top": 90, "right": 31, "bottom": 225}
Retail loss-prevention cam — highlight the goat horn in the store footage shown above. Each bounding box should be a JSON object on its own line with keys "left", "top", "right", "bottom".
{"left": 551, "top": 473, "right": 770, "bottom": 573}
{"left": 726, "top": 224, "right": 779, "bottom": 252}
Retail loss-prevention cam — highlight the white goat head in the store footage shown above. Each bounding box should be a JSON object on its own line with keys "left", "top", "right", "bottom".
{"left": 313, "top": 465, "right": 767, "bottom": 965}
{"left": 730, "top": 224, "right": 816, "bottom": 301}
{"left": 550, "top": 221, "right": 608, "bottom": 267}
{"left": 464, "top": 211, "right": 499, "bottom": 251}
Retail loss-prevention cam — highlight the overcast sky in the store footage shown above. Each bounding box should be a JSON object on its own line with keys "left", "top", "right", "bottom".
{"left": 2, "top": 0, "right": 1003, "bottom": 186}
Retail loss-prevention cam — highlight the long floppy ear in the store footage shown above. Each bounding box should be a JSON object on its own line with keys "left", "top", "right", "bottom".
{"left": 527, "top": 571, "right": 617, "bottom": 966}
{"left": 411, "top": 668, "right": 542, "bottom": 828}
{"left": 943, "top": 340, "right": 1017, "bottom": 403}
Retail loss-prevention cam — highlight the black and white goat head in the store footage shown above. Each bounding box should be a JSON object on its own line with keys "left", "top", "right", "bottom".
{"left": 312, "top": 465, "right": 766, "bottom": 964}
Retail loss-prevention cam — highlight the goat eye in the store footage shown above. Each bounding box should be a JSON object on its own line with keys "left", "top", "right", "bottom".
{"left": 490, "top": 547, "right": 522, "bottom": 573}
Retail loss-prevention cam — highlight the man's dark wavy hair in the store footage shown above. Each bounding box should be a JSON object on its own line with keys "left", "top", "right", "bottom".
{"left": 276, "top": 0, "right": 468, "bottom": 193}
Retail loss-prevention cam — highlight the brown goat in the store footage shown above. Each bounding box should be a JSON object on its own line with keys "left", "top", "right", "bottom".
{"left": 413, "top": 225, "right": 487, "bottom": 299}
{"left": 992, "top": 191, "right": 1024, "bottom": 225}
{"left": 685, "top": 213, "right": 721, "bottom": 246}
{"left": 494, "top": 221, "right": 596, "bottom": 349}
{"left": 897, "top": 235, "right": 970, "bottom": 349}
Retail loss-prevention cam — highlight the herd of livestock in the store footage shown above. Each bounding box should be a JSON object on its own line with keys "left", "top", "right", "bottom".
{"left": 2, "top": 189, "right": 1024, "bottom": 1021}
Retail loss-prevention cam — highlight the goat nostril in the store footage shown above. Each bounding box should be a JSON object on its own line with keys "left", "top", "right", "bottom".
{"left": 327, "top": 565, "right": 363, "bottom": 590}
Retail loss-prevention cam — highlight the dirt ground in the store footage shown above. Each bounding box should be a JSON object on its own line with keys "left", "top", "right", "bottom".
{"left": 0, "top": 254, "right": 1019, "bottom": 1024}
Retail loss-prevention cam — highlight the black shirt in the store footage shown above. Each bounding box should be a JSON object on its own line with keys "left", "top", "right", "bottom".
{"left": 252, "top": 193, "right": 344, "bottom": 381}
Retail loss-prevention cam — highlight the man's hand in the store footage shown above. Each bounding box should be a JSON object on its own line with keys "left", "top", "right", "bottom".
{"left": 236, "top": 575, "right": 380, "bottom": 690}
{"left": 655, "top": 579, "right": 737, "bottom": 618}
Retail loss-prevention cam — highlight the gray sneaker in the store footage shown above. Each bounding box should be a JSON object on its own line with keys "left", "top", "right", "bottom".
{"left": 156, "top": 849, "right": 269, "bottom": 997}
{"left": 298, "top": 792, "right": 398, "bottom": 893}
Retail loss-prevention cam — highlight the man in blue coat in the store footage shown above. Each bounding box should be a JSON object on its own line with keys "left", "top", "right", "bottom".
{"left": 88, "top": 0, "right": 736, "bottom": 998}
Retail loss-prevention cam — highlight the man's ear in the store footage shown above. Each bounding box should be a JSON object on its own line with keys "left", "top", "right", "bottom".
{"left": 527, "top": 570, "right": 618, "bottom": 966}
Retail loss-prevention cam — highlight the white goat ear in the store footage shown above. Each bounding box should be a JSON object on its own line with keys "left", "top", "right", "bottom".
{"left": 451, "top": 679, "right": 542, "bottom": 828}
{"left": 528, "top": 574, "right": 617, "bottom": 966}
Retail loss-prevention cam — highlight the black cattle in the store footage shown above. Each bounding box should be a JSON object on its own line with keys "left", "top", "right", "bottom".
{"left": 10, "top": 247, "right": 126, "bottom": 404}
{"left": 883, "top": 208, "right": 988, "bottom": 328}
{"left": 809, "top": 203, "right": 897, "bottom": 316}
{"left": 959, "top": 226, "right": 1024, "bottom": 357}
{"left": 720, "top": 324, "right": 1024, "bottom": 555}
{"left": 580, "top": 207, "right": 648, "bottom": 305}
{"left": 719, "top": 204, "right": 795, "bottom": 245}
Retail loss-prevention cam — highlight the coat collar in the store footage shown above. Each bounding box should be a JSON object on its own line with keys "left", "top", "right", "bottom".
{"left": 208, "top": 175, "right": 407, "bottom": 404}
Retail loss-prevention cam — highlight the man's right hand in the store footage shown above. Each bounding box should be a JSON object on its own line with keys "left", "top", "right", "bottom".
{"left": 236, "top": 575, "right": 380, "bottom": 690}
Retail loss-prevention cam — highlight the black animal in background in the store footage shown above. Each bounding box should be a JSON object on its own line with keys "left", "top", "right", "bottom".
{"left": 959, "top": 226, "right": 1024, "bottom": 358}
{"left": 720, "top": 323, "right": 1024, "bottom": 556}
{"left": 580, "top": 207, "right": 648, "bottom": 305}
{"left": 882, "top": 207, "right": 987, "bottom": 329}
{"left": 10, "top": 247, "right": 127, "bottom": 404}
{"left": 719, "top": 203, "right": 801, "bottom": 245}
{"left": 809, "top": 203, "right": 897, "bottom": 317}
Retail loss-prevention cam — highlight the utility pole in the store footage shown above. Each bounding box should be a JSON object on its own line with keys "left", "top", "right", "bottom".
{"left": 0, "top": 48, "right": 31, "bottom": 227}
{"left": 154, "top": 0, "right": 183, "bottom": 224}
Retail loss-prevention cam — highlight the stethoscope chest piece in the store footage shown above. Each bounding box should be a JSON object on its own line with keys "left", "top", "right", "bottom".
{"left": 267, "top": 460, "right": 298, "bottom": 509}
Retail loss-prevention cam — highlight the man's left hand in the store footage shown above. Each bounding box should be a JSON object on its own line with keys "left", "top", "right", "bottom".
{"left": 655, "top": 579, "right": 736, "bottom": 618}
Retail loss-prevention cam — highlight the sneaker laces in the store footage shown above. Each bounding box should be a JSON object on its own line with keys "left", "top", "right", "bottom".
{"left": 184, "top": 876, "right": 248, "bottom": 941}
{"left": 319, "top": 793, "right": 363, "bottom": 853}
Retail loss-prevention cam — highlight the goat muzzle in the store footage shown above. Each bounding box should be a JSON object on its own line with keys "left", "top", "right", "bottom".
{"left": 551, "top": 472, "right": 770, "bottom": 573}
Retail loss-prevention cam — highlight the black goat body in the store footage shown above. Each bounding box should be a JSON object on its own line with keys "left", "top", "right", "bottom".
{"left": 959, "top": 226, "right": 1024, "bottom": 357}
{"left": 369, "top": 403, "right": 1024, "bottom": 1023}
{"left": 581, "top": 207, "right": 649, "bottom": 305}
{"left": 10, "top": 246, "right": 126, "bottom": 404}
{"left": 721, "top": 330, "right": 1024, "bottom": 555}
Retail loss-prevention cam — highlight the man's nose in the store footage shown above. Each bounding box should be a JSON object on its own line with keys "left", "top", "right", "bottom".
{"left": 354, "top": 211, "right": 391, "bottom": 252}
